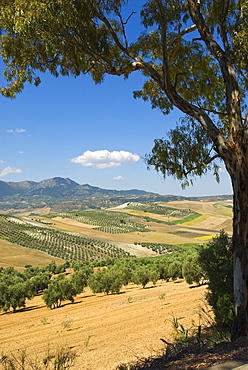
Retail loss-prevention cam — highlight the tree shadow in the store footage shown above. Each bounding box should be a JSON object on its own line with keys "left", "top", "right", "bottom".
{"left": 143, "top": 285, "right": 157, "bottom": 290}
{"left": 189, "top": 282, "right": 208, "bottom": 289}
{"left": 2, "top": 305, "right": 41, "bottom": 314}
{"left": 116, "top": 339, "right": 248, "bottom": 370}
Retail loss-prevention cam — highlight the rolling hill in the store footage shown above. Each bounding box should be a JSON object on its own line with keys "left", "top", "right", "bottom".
{"left": 0, "top": 177, "right": 232, "bottom": 214}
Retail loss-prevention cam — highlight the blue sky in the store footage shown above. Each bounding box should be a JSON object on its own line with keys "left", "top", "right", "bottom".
{"left": 0, "top": 60, "right": 232, "bottom": 197}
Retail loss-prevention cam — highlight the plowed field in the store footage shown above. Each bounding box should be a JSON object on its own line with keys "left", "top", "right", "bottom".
{"left": 0, "top": 280, "right": 207, "bottom": 370}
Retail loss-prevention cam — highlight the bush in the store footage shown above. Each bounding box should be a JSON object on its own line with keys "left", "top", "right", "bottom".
{"left": 131, "top": 265, "right": 159, "bottom": 288}
{"left": 0, "top": 269, "right": 34, "bottom": 312}
{"left": 198, "top": 231, "right": 233, "bottom": 337}
{"left": 0, "top": 346, "right": 76, "bottom": 370}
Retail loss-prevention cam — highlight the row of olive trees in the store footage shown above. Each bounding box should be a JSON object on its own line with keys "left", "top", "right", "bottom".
{"left": 0, "top": 261, "right": 71, "bottom": 312}
{"left": 1, "top": 232, "right": 231, "bottom": 334}
{"left": 87, "top": 232, "right": 233, "bottom": 338}
{"left": 0, "top": 215, "right": 130, "bottom": 262}
{"left": 43, "top": 263, "right": 93, "bottom": 308}
{"left": 0, "top": 250, "right": 204, "bottom": 312}
{"left": 88, "top": 251, "right": 206, "bottom": 295}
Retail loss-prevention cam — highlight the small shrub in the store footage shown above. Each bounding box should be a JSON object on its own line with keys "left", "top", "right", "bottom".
{"left": 0, "top": 346, "right": 76, "bottom": 370}
{"left": 41, "top": 317, "right": 49, "bottom": 325}
{"left": 127, "top": 296, "right": 133, "bottom": 303}
{"left": 84, "top": 335, "right": 92, "bottom": 350}
{"left": 159, "top": 292, "right": 166, "bottom": 300}
{"left": 61, "top": 319, "right": 73, "bottom": 330}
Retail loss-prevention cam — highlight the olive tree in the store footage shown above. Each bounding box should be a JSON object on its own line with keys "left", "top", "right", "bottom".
{"left": 182, "top": 253, "right": 205, "bottom": 285}
{"left": 43, "top": 275, "right": 77, "bottom": 308}
{"left": 88, "top": 267, "right": 123, "bottom": 294}
{"left": 0, "top": 0, "right": 248, "bottom": 339}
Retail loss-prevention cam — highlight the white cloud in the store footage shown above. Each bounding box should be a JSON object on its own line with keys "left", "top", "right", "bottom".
{"left": 218, "top": 167, "right": 225, "bottom": 172}
{"left": 0, "top": 166, "right": 23, "bottom": 177}
{"left": 18, "top": 151, "right": 24, "bottom": 154}
{"left": 0, "top": 160, "right": 4, "bottom": 163}
{"left": 71, "top": 150, "right": 140, "bottom": 169}
{"left": 6, "top": 128, "right": 26, "bottom": 134}
{"left": 114, "top": 175, "right": 125, "bottom": 180}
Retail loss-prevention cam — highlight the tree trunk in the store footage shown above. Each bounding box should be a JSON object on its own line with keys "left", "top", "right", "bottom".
{"left": 230, "top": 159, "right": 248, "bottom": 340}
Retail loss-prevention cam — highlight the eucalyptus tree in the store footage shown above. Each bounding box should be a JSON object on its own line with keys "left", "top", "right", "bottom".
{"left": 0, "top": 0, "right": 247, "bottom": 339}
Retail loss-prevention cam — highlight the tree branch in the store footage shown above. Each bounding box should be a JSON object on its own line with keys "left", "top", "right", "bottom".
{"left": 219, "top": 0, "right": 231, "bottom": 54}
{"left": 196, "top": 102, "right": 227, "bottom": 117}
{"left": 117, "top": 10, "right": 136, "bottom": 49}
{"left": 170, "top": 25, "right": 198, "bottom": 63}
{"left": 92, "top": 60, "right": 144, "bottom": 75}
{"left": 187, "top": 0, "right": 243, "bottom": 138}
{"left": 185, "top": 154, "right": 220, "bottom": 176}
{"left": 170, "top": 24, "right": 197, "bottom": 46}
{"left": 154, "top": 0, "right": 228, "bottom": 159}
{"left": 91, "top": 4, "right": 135, "bottom": 60}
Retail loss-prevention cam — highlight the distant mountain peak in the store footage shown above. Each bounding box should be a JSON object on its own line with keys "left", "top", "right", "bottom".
{"left": 38, "top": 177, "right": 79, "bottom": 188}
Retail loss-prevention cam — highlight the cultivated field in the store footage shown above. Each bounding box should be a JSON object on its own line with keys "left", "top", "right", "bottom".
{"left": 0, "top": 279, "right": 207, "bottom": 370}
{"left": 0, "top": 200, "right": 231, "bottom": 369}
{"left": 0, "top": 239, "right": 64, "bottom": 270}
{"left": 45, "top": 200, "right": 232, "bottom": 250}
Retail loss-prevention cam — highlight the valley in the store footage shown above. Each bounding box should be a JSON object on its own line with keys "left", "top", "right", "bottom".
{"left": 0, "top": 191, "right": 233, "bottom": 370}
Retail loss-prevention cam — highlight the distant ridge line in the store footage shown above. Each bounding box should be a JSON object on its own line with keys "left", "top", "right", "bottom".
{"left": 0, "top": 177, "right": 232, "bottom": 214}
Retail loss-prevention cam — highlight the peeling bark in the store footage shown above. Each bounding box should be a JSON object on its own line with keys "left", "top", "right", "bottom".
{"left": 229, "top": 152, "right": 248, "bottom": 340}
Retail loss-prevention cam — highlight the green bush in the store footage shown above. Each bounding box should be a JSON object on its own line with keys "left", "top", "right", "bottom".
{"left": 42, "top": 275, "right": 77, "bottom": 309}
{"left": 131, "top": 265, "right": 160, "bottom": 288}
{"left": 198, "top": 231, "right": 233, "bottom": 337}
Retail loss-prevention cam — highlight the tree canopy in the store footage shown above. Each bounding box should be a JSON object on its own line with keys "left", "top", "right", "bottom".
{"left": 0, "top": 0, "right": 247, "bottom": 185}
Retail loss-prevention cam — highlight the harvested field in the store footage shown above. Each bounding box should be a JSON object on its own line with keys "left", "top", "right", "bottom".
{"left": 0, "top": 239, "right": 63, "bottom": 271}
{"left": 0, "top": 279, "right": 208, "bottom": 370}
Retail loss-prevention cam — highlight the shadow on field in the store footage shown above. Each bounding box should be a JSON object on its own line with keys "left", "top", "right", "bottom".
{"left": 116, "top": 339, "right": 248, "bottom": 370}
{"left": 1, "top": 305, "right": 41, "bottom": 315}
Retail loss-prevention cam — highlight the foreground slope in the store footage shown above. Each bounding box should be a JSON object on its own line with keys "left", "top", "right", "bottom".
{"left": 0, "top": 279, "right": 207, "bottom": 370}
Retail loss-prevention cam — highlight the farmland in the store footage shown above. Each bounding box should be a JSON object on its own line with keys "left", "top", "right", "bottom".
{"left": 0, "top": 200, "right": 232, "bottom": 268}
{"left": 0, "top": 276, "right": 207, "bottom": 370}
{"left": 0, "top": 199, "right": 233, "bottom": 369}
{"left": 0, "top": 214, "right": 131, "bottom": 263}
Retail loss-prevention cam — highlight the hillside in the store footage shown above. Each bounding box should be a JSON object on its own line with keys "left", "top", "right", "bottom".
{"left": 0, "top": 200, "right": 233, "bottom": 268}
{"left": 0, "top": 177, "right": 232, "bottom": 214}
{"left": 0, "top": 278, "right": 207, "bottom": 370}
{"left": 0, "top": 199, "right": 234, "bottom": 370}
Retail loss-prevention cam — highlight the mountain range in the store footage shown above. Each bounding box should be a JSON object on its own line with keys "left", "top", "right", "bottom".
{"left": 0, "top": 177, "right": 232, "bottom": 214}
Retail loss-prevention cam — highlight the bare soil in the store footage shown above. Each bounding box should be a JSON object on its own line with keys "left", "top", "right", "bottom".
{"left": 0, "top": 280, "right": 207, "bottom": 370}
{"left": 0, "top": 239, "right": 64, "bottom": 270}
